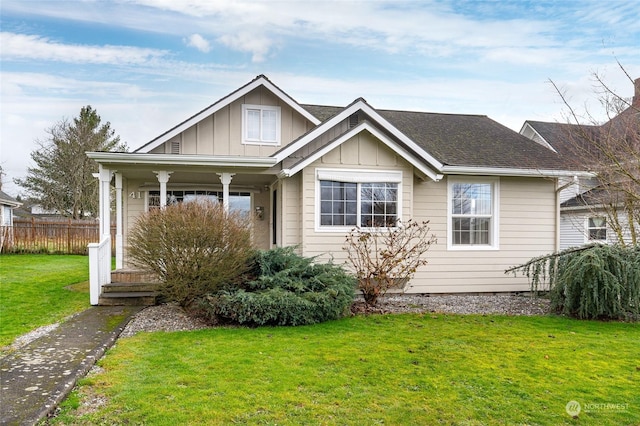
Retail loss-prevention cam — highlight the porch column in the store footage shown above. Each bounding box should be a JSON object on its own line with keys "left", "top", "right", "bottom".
{"left": 98, "top": 165, "right": 112, "bottom": 238}
{"left": 114, "top": 172, "right": 124, "bottom": 269}
{"left": 154, "top": 171, "right": 173, "bottom": 208}
{"left": 217, "top": 173, "right": 235, "bottom": 212}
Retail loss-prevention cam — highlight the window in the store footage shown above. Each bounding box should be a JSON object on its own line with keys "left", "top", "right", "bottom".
{"left": 587, "top": 216, "right": 607, "bottom": 241}
{"left": 148, "top": 190, "right": 251, "bottom": 215}
{"left": 317, "top": 169, "right": 401, "bottom": 230}
{"left": 242, "top": 104, "right": 280, "bottom": 145}
{"left": 448, "top": 179, "right": 499, "bottom": 249}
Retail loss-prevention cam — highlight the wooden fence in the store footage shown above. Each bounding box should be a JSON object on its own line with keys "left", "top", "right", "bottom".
{"left": 1, "top": 218, "right": 116, "bottom": 255}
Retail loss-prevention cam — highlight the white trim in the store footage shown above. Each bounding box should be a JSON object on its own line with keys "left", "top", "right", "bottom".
{"left": 447, "top": 176, "right": 500, "bottom": 251}
{"left": 519, "top": 122, "right": 557, "bottom": 152}
{"left": 135, "top": 75, "right": 320, "bottom": 153}
{"left": 314, "top": 168, "right": 403, "bottom": 233}
{"left": 242, "top": 104, "right": 281, "bottom": 146}
{"left": 273, "top": 100, "right": 444, "bottom": 172}
{"left": 87, "top": 152, "right": 277, "bottom": 168}
{"left": 282, "top": 121, "right": 442, "bottom": 181}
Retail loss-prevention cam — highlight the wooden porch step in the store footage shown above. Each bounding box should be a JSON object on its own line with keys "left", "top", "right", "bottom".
{"left": 98, "top": 291, "right": 158, "bottom": 306}
{"left": 103, "top": 282, "right": 160, "bottom": 293}
{"left": 110, "top": 269, "right": 158, "bottom": 284}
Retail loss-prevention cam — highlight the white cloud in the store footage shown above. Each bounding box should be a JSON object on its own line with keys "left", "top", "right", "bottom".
{"left": 0, "top": 32, "right": 168, "bottom": 65}
{"left": 217, "top": 33, "right": 273, "bottom": 63}
{"left": 184, "top": 33, "right": 211, "bottom": 52}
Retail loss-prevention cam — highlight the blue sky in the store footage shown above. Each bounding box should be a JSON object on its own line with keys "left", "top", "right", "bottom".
{"left": 1, "top": 0, "right": 639, "bottom": 196}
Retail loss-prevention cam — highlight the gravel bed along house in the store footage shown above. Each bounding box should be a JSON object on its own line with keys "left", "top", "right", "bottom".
{"left": 121, "top": 294, "right": 551, "bottom": 336}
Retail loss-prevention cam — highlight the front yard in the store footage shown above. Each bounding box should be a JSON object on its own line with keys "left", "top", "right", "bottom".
{"left": 0, "top": 254, "right": 89, "bottom": 348}
{"left": 53, "top": 313, "right": 638, "bottom": 425}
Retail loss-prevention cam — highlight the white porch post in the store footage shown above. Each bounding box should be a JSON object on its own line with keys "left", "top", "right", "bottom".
{"left": 217, "top": 173, "right": 235, "bottom": 212}
{"left": 98, "top": 165, "right": 112, "bottom": 238}
{"left": 154, "top": 171, "right": 173, "bottom": 208}
{"left": 114, "top": 172, "right": 124, "bottom": 269}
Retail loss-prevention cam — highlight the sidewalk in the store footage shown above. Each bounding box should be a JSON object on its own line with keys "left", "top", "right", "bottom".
{"left": 1, "top": 306, "right": 143, "bottom": 426}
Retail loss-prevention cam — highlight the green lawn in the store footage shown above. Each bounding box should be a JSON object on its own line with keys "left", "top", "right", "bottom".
{"left": 0, "top": 254, "right": 90, "bottom": 348}
{"left": 54, "top": 314, "right": 639, "bottom": 425}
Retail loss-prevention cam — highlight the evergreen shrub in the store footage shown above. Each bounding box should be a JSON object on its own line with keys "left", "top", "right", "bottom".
{"left": 509, "top": 244, "right": 640, "bottom": 320}
{"left": 198, "top": 247, "right": 355, "bottom": 326}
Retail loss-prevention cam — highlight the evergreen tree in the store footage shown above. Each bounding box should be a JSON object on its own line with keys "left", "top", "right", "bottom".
{"left": 15, "top": 106, "right": 127, "bottom": 219}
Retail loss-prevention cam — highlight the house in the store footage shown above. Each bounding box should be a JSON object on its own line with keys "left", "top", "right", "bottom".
{"left": 0, "top": 190, "right": 22, "bottom": 251}
{"left": 87, "top": 75, "right": 590, "bottom": 305}
{"left": 520, "top": 78, "right": 640, "bottom": 249}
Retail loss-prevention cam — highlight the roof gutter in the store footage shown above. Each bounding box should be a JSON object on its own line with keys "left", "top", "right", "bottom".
{"left": 440, "top": 166, "right": 595, "bottom": 178}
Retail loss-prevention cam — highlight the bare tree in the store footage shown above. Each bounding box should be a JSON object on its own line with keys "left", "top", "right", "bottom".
{"left": 551, "top": 65, "right": 640, "bottom": 246}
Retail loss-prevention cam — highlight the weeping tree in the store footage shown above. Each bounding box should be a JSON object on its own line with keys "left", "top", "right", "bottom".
{"left": 507, "top": 244, "right": 640, "bottom": 320}
{"left": 15, "top": 106, "right": 127, "bottom": 219}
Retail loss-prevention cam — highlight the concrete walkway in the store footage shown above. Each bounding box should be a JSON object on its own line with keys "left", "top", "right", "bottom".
{"left": 1, "top": 306, "right": 143, "bottom": 426}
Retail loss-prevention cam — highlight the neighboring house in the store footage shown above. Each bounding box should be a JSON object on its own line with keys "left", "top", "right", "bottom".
{"left": 520, "top": 77, "right": 640, "bottom": 250}
{"left": 0, "top": 190, "right": 22, "bottom": 251}
{"left": 87, "top": 75, "right": 590, "bottom": 304}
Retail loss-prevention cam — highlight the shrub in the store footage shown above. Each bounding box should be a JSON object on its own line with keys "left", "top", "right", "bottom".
{"left": 508, "top": 244, "right": 640, "bottom": 320}
{"left": 127, "top": 200, "right": 255, "bottom": 307}
{"left": 197, "top": 247, "right": 355, "bottom": 326}
{"left": 343, "top": 219, "right": 437, "bottom": 306}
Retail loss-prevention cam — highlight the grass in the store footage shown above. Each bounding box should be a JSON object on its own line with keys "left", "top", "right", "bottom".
{"left": 52, "top": 314, "right": 639, "bottom": 425}
{"left": 0, "top": 254, "right": 90, "bottom": 348}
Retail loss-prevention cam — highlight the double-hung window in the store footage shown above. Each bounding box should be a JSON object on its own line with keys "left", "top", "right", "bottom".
{"left": 587, "top": 216, "right": 607, "bottom": 242}
{"left": 317, "top": 169, "right": 401, "bottom": 230}
{"left": 242, "top": 104, "right": 280, "bottom": 145}
{"left": 448, "top": 178, "right": 499, "bottom": 249}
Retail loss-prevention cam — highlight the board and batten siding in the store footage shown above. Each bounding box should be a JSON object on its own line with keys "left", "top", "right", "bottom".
{"left": 148, "top": 86, "right": 313, "bottom": 156}
{"left": 290, "top": 131, "right": 413, "bottom": 264}
{"left": 286, "top": 133, "right": 559, "bottom": 293}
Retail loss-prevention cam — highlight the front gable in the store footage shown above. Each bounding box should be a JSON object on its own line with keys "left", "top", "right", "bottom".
{"left": 137, "top": 75, "right": 320, "bottom": 157}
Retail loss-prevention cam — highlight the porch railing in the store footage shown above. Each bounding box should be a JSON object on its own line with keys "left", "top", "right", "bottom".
{"left": 88, "top": 235, "right": 112, "bottom": 305}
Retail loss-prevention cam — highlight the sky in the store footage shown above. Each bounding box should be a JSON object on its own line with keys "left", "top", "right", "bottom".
{"left": 1, "top": 0, "right": 639, "bottom": 197}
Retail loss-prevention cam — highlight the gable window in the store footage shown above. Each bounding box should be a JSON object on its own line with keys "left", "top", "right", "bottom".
{"left": 242, "top": 104, "right": 280, "bottom": 145}
{"left": 587, "top": 216, "right": 607, "bottom": 242}
{"left": 448, "top": 178, "right": 499, "bottom": 249}
{"left": 317, "top": 169, "right": 401, "bottom": 230}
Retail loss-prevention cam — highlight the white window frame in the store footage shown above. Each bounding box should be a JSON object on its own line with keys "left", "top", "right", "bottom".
{"left": 447, "top": 177, "right": 500, "bottom": 251}
{"left": 315, "top": 168, "right": 402, "bottom": 233}
{"left": 242, "top": 104, "right": 281, "bottom": 146}
{"left": 585, "top": 216, "right": 607, "bottom": 243}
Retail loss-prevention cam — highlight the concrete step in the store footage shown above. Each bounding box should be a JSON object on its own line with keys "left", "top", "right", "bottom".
{"left": 102, "top": 282, "right": 160, "bottom": 293}
{"left": 98, "top": 291, "right": 158, "bottom": 306}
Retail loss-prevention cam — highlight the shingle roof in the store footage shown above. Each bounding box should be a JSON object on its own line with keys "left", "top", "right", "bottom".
{"left": 302, "top": 104, "right": 570, "bottom": 171}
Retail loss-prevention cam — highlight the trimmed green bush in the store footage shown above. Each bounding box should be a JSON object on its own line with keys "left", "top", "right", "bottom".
{"left": 198, "top": 247, "right": 355, "bottom": 326}
{"left": 508, "top": 244, "right": 640, "bottom": 320}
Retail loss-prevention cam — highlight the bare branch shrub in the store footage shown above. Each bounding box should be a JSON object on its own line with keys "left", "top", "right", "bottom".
{"left": 128, "top": 200, "right": 255, "bottom": 307}
{"left": 343, "top": 219, "right": 437, "bottom": 306}
{"left": 550, "top": 67, "right": 640, "bottom": 245}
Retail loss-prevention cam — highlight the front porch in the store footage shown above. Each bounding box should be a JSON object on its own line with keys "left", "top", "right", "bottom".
{"left": 87, "top": 153, "right": 280, "bottom": 306}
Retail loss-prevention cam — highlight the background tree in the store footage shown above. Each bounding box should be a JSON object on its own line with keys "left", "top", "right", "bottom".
{"left": 551, "top": 66, "right": 640, "bottom": 245}
{"left": 15, "top": 106, "right": 126, "bottom": 219}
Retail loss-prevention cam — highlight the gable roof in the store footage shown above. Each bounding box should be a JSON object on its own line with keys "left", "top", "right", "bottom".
{"left": 134, "top": 75, "right": 321, "bottom": 153}
{"left": 303, "top": 104, "right": 580, "bottom": 175}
